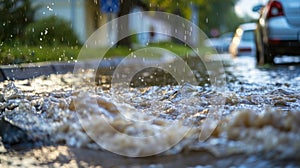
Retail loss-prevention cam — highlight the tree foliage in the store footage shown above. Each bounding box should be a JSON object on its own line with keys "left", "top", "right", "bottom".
{"left": 141, "top": 0, "right": 243, "bottom": 36}
{"left": 0, "top": 0, "right": 38, "bottom": 44}
{"left": 110, "top": 0, "right": 245, "bottom": 46}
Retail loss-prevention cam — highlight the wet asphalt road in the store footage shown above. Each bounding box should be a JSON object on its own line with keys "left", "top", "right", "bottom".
{"left": 229, "top": 55, "right": 300, "bottom": 86}
{"left": 224, "top": 54, "right": 300, "bottom": 112}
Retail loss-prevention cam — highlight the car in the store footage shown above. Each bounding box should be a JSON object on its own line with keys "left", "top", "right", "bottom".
{"left": 254, "top": 0, "right": 300, "bottom": 65}
{"left": 229, "top": 23, "right": 257, "bottom": 57}
{"left": 204, "top": 32, "right": 233, "bottom": 53}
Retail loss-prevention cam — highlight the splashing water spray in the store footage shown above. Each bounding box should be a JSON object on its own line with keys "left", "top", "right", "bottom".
{"left": 73, "top": 12, "right": 226, "bottom": 157}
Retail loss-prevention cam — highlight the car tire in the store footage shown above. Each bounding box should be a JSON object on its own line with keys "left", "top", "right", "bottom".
{"left": 255, "top": 42, "right": 260, "bottom": 64}
{"left": 262, "top": 44, "right": 274, "bottom": 64}
{"left": 257, "top": 40, "right": 264, "bottom": 65}
{"left": 257, "top": 42, "right": 274, "bottom": 65}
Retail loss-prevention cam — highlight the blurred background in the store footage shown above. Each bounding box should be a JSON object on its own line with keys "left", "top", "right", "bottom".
{"left": 0, "top": 0, "right": 267, "bottom": 64}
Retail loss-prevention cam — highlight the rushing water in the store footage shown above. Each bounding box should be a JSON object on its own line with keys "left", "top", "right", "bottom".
{"left": 1, "top": 55, "right": 300, "bottom": 167}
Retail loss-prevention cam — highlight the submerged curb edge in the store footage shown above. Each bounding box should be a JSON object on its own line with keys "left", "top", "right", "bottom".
{"left": 0, "top": 58, "right": 123, "bottom": 81}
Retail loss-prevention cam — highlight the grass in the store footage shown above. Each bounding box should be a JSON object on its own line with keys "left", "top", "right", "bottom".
{"left": 0, "top": 45, "right": 80, "bottom": 64}
{"left": 0, "top": 42, "right": 214, "bottom": 65}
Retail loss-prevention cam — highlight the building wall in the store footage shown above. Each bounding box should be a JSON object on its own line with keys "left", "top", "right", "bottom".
{"left": 32, "top": 0, "right": 103, "bottom": 43}
{"left": 129, "top": 8, "right": 171, "bottom": 45}
{"left": 84, "top": 0, "right": 103, "bottom": 40}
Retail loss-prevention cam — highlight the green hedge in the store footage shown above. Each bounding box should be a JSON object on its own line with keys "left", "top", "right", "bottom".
{"left": 24, "top": 16, "right": 80, "bottom": 46}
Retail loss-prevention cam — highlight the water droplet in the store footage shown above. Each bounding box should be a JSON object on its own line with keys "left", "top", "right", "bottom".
{"left": 47, "top": 5, "right": 53, "bottom": 11}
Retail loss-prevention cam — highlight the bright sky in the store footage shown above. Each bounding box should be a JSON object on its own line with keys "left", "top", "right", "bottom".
{"left": 235, "top": 0, "right": 268, "bottom": 18}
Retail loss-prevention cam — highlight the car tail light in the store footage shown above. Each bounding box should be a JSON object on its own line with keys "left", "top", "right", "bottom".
{"left": 238, "top": 47, "right": 252, "bottom": 52}
{"left": 266, "top": 1, "right": 284, "bottom": 18}
{"left": 268, "top": 39, "right": 281, "bottom": 44}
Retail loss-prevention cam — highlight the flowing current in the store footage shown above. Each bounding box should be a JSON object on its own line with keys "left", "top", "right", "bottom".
{"left": 1, "top": 56, "right": 300, "bottom": 167}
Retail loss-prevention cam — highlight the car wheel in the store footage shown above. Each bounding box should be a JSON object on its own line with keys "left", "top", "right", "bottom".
{"left": 257, "top": 43, "right": 274, "bottom": 65}
{"left": 257, "top": 40, "right": 264, "bottom": 65}
{"left": 255, "top": 43, "right": 260, "bottom": 64}
{"left": 263, "top": 45, "right": 274, "bottom": 64}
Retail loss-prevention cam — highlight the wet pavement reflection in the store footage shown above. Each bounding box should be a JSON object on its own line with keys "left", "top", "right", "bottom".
{"left": 229, "top": 55, "right": 300, "bottom": 86}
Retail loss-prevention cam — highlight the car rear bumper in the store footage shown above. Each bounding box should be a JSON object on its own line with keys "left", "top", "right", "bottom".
{"left": 264, "top": 17, "right": 300, "bottom": 55}
{"left": 268, "top": 40, "right": 300, "bottom": 55}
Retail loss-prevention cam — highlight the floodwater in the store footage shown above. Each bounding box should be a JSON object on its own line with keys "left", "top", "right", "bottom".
{"left": 1, "top": 55, "right": 300, "bottom": 167}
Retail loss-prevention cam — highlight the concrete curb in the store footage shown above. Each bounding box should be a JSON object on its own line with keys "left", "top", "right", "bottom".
{"left": 1, "top": 65, "right": 55, "bottom": 81}
{"left": 0, "top": 56, "right": 177, "bottom": 81}
{"left": 52, "top": 62, "right": 75, "bottom": 74}
{"left": 0, "top": 58, "right": 124, "bottom": 82}
{"left": 0, "top": 69, "right": 6, "bottom": 81}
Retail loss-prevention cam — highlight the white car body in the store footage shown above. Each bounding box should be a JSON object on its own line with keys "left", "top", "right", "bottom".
{"left": 229, "top": 23, "right": 257, "bottom": 57}
{"left": 255, "top": 0, "right": 300, "bottom": 64}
